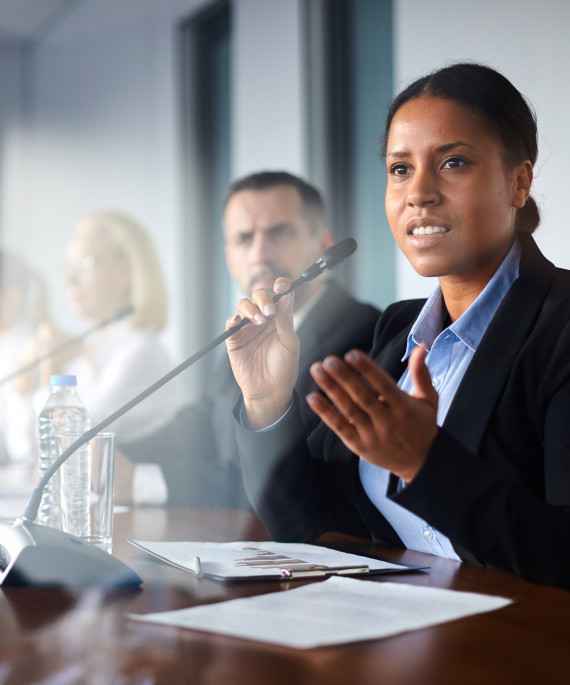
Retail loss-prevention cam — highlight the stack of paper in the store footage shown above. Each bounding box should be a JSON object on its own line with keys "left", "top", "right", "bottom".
{"left": 129, "top": 540, "right": 423, "bottom": 580}
{"left": 129, "top": 576, "right": 512, "bottom": 649}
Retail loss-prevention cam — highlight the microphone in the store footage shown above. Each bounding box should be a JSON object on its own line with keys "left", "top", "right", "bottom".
{"left": 0, "top": 304, "right": 135, "bottom": 387}
{"left": 230, "top": 236, "right": 358, "bottom": 334}
{"left": 299, "top": 236, "right": 357, "bottom": 283}
{"left": 0, "top": 239, "right": 357, "bottom": 588}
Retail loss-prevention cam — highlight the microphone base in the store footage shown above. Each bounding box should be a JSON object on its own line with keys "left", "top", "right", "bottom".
{"left": 0, "top": 519, "right": 142, "bottom": 588}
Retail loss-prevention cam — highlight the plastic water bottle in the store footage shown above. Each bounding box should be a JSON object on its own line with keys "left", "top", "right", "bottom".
{"left": 37, "top": 375, "right": 91, "bottom": 533}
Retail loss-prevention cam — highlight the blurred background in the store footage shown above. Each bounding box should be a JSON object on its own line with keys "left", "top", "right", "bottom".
{"left": 1, "top": 0, "right": 568, "bottom": 401}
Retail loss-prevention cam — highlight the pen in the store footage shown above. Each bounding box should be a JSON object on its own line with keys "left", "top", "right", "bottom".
{"left": 280, "top": 564, "right": 369, "bottom": 579}
{"left": 193, "top": 555, "right": 204, "bottom": 578}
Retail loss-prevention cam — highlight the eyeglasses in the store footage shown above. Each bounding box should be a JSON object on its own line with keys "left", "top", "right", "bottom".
{"left": 62, "top": 256, "right": 97, "bottom": 280}
{"left": 63, "top": 254, "right": 124, "bottom": 280}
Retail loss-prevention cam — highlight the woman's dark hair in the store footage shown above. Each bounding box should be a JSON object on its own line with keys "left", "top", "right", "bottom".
{"left": 382, "top": 62, "right": 540, "bottom": 234}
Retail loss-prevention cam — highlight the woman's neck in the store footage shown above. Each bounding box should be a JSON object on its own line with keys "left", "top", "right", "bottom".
{"left": 439, "top": 280, "right": 485, "bottom": 322}
{"left": 438, "top": 250, "right": 513, "bottom": 322}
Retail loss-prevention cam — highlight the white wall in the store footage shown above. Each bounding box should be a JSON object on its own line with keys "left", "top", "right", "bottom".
{"left": 393, "top": 0, "right": 570, "bottom": 300}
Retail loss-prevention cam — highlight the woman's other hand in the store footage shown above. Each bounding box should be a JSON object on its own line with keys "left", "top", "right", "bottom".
{"left": 306, "top": 345, "right": 438, "bottom": 482}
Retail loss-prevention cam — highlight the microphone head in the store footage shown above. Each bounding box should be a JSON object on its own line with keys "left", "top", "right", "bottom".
{"left": 301, "top": 237, "right": 357, "bottom": 282}
{"left": 320, "top": 237, "right": 357, "bottom": 271}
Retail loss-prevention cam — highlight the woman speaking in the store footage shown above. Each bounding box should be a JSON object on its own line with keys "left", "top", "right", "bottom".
{"left": 225, "top": 62, "right": 570, "bottom": 590}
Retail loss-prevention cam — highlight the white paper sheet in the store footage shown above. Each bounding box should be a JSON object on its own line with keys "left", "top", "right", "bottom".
{"left": 129, "top": 540, "right": 416, "bottom": 579}
{"left": 128, "top": 576, "right": 512, "bottom": 649}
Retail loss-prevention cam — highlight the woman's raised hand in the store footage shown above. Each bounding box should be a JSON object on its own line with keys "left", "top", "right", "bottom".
{"left": 306, "top": 345, "right": 439, "bottom": 482}
{"left": 226, "top": 278, "right": 300, "bottom": 430}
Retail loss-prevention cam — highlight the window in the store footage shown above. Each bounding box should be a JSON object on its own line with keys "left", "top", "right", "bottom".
{"left": 305, "top": 0, "right": 395, "bottom": 308}
{"left": 179, "top": 2, "right": 232, "bottom": 388}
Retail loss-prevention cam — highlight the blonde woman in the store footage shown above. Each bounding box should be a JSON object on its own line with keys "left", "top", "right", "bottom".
{"left": 61, "top": 210, "right": 182, "bottom": 438}
{"left": 39, "top": 211, "right": 184, "bottom": 503}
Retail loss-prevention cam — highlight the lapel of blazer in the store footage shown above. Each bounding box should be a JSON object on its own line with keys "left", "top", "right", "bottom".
{"left": 442, "top": 234, "right": 557, "bottom": 454}
{"left": 371, "top": 300, "right": 426, "bottom": 381}
{"left": 374, "top": 327, "right": 410, "bottom": 381}
{"left": 371, "top": 312, "right": 418, "bottom": 497}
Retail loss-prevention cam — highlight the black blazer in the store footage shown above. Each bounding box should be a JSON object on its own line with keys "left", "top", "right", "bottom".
{"left": 121, "top": 282, "right": 380, "bottom": 509}
{"left": 236, "top": 234, "right": 570, "bottom": 589}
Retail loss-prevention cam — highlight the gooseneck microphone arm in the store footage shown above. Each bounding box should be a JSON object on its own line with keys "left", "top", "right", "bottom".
{"left": 20, "top": 237, "right": 358, "bottom": 524}
{"left": 228, "top": 236, "right": 358, "bottom": 335}
{"left": 0, "top": 304, "right": 135, "bottom": 387}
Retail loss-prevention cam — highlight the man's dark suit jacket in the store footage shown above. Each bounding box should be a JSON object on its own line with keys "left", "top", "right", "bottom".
{"left": 121, "top": 282, "right": 380, "bottom": 509}
{"left": 236, "top": 234, "right": 570, "bottom": 589}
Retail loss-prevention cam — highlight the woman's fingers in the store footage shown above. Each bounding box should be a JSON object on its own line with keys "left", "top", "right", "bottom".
{"left": 306, "top": 390, "right": 360, "bottom": 443}
{"left": 225, "top": 313, "right": 242, "bottom": 331}
{"left": 310, "top": 358, "right": 377, "bottom": 425}
{"left": 306, "top": 349, "right": 438, "bottom": 482}
{"left": 310, "top": 352, "right": 395, "bottom": 420}
{"left": 407, "top": 344, "right": 438, "bottom": 406}
{"left": 343, "top": 349, "right": 402, "bottom": 403}
{"left": 235, "top": 294, "right": 272, "bottom": 326}
{"left": 230, "top": 277, "right": 293, "bottom": 328}
{"left": 224, "top": 276, "right": 299, "bottom": 430}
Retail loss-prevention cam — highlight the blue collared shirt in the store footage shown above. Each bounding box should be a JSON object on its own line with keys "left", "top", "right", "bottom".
{"left": 359, "top": 240, "right": 522, "bottom": 559}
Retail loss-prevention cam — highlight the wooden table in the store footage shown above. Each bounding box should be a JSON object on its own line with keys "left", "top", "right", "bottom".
{"left": 1, "top": 507, "right": 569, "bottom": 684}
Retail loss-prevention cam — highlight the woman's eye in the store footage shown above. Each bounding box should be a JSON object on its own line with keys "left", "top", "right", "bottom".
{"left": 442, "top": 157, "right": 466, "bottom": 169}
{"left": 389, "top": 164, "right": 409, "bottom": 176}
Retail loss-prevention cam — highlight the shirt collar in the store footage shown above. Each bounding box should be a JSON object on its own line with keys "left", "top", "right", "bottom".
{"left": 403, "top": 239, "right": 522, "bottom": 360}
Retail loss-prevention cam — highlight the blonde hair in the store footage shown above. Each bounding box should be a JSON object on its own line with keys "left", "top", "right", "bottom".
{"left": 73, "top": 211, "right": 168, "bottom": 332}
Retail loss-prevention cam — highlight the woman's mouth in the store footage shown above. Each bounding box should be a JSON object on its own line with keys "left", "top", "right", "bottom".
{"left": 410, "top": 225, "right": 450, "bottom": 236}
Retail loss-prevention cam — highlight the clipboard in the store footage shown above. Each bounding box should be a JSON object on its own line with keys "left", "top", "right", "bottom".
{"left": 129, "top": 540, "right": 427, "bottom": 582}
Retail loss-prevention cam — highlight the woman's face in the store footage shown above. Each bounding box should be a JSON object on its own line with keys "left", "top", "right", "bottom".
{"left": 385, "top": 95, "right": 531, "bottom": 290}
{"left": 64, "top": 227, "right": 130, "bottom": 323}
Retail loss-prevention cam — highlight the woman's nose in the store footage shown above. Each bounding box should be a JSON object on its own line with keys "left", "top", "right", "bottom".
{"left": 406, "top": 169, "right": 442, "bottom": 207}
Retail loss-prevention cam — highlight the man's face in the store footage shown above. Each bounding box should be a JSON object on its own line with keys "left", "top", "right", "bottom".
{"left": 224, "top": 185, "right": 332, "bottom": 309}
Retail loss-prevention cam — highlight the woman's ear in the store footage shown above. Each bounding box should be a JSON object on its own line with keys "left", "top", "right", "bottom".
{"left": 512, "top": 160, "right": 533, "bottom": 209}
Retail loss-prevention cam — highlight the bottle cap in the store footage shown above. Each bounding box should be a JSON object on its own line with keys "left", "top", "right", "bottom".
{"left": 50, "top": 374, "right": 77, "bottom": 387}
